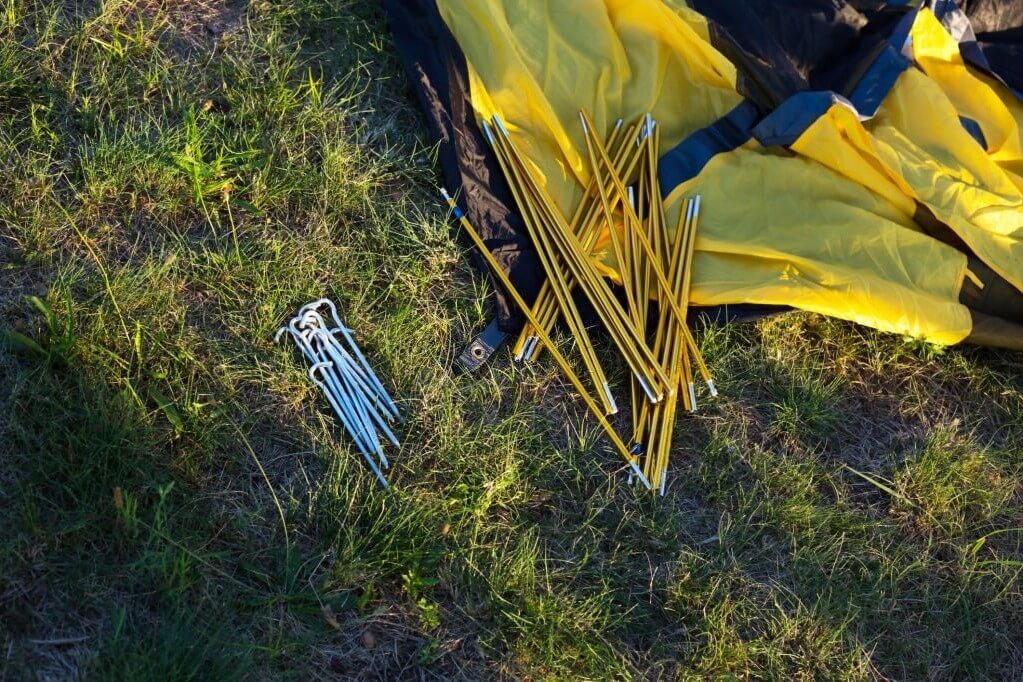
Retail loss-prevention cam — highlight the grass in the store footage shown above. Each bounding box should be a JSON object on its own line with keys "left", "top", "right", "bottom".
{"left": 1, "top": 0, "right": 1022, "bottom": 678}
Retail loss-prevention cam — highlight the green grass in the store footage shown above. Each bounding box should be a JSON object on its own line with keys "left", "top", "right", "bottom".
{"left": 2, "top": 1, "right": 1022, "bottom": 679}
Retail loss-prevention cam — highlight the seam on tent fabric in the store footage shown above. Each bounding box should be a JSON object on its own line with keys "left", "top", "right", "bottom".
{"left": 847, "top": 7, "right": 919, "bottom": 117}
{"left": 657, "top": 101, "right": 758, "bottom": 198}
{"left": 750, "top": 92, "right": 848, "bottom": 148}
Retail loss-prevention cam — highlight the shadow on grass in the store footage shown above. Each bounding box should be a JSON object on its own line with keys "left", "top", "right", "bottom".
{"left": 0, "top": 347, "right": 256, "bottom": 678}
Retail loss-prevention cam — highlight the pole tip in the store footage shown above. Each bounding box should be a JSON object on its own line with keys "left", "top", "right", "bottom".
{"left": 492, "top": 114, "right": 509, "bottom": 136}
{"left": 480, "top": 119, "right": 495, "bottom": 144}
{"left": 630, "top": 462, "right": 653, "bottom": 491}
{"left": 604, "top": 383, "right": 619, "bottom": 415}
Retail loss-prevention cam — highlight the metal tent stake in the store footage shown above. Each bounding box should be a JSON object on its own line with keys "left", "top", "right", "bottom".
{"left": 276, "top": 300, "right": 400, "bottom": 488}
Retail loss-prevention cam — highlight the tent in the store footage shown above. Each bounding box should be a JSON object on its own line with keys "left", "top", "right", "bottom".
{"left": 382, "top": 0, "right": 1023, "bottom": 352}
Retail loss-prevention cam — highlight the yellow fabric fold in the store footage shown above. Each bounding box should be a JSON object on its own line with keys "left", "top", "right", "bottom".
{"left": 910, "top": 9, "right": 1023, "bottom": 191}
{"left": 438, "top": 0, "right": 741, "bottom": 216}
{"left": 663, "top": 142, "right": 972, "bottom": 344}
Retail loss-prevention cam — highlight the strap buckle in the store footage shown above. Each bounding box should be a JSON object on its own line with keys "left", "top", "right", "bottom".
{"left": 456, "top": 318, "right": 507, "bottom": 373}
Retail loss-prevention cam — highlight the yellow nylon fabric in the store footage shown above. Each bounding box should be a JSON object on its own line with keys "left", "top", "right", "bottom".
{"left": 910, "top": 10, "right": 1023, "bottom": 191}
{"left": 438, "top": 0, "right": 741, "bottom": 217}
{"left": 778, "top": 25, "right": 1023, "bottom": 301}
{"left": 432, "top": 0, "right": 1023, "bottom": 344}
{"left": 870, "top": 70, "right": 1023, "bottom": 295}
{"left": 662, "top": 141, "right": 972, "bottom": 345}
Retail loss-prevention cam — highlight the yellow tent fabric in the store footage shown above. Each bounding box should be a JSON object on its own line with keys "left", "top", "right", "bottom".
{"left": 435, "top": 0, "right": 1023, "bottom": 345}
{"left": 661, "top": 140, "right": 973, "bottom": 345}
{"left": 911, "top": 10, "right": 1023, "bottom": 193}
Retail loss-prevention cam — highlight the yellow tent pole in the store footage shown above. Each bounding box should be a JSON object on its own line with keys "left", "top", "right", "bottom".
{"left": 639, "top": 116, "right": 657, "bottom": 318}
{"left": 644, "top": 194, "right": 704, "bottom": 491}
{"left": 579, "top": 122, "right": 640, "bottom": 321}
{"left": 680, "top": 196, "right": 716, "bottom": 396}
{"left": 674, "top": 198, "right": 697, "bottom": 411}
{"left": 531, "top": 179, "right": 670, "bottom": 400}
{"left": 579, "top": 115, "right": 641, "bottom": 321}
{"left": 643, "top": 197, "right": 690, "bottom": 479}
{"left": 583, "top": 110, "right": 717, "bottom": 398}
{"left": 517, "top": 121, "right": 628, "bottom": 361}
{"left": 582, "top": 111, "right": 700, "bottom": 328}
{"left": 570, "top": 119, "right": 626, "bottom": 229}
{"left": 632, "top": 122, "right": 660, "bottom": 444}
{"left": 653, "top": 200, "right": 696, "bottom": 489}
{"left": 528, "top": 123, "right": 645, "bottom": 363}
{"left": 490, "top": 118, "right": 663, "bottom": 403}
{"left": 525, "top": 122, "right": 634, "bottom": 362}
{"left": 441, "top": 188, "right": 651, "bottom": 489}
{"left": 576, "top": 122, "right": 644, "bottom": 255}
{"left": 483, "top": 120, "right": 618, "bottom": 414}
{"left": 493, "top": 116, "right": 671, "bottom": 400}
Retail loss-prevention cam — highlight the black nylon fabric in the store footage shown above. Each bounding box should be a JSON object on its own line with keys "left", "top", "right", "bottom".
{"left": 690, "top": 0, "right": 1023, "bottom": 108}
{"left": 960, "top": 0, "right": 1023, "bottom": 34}
{"left": 974, "top": 25, "right": 1023, "bottom": 93}
{"left": 380, "top": 0, "right": 540, "bottom": 331}
{"left": 688, "top": 0, "right": 913, "bottom": 111}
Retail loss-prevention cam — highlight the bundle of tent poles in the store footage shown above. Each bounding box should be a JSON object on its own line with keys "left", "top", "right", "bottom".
{"left": 443, "top": 111, "right": 715, "bottom": 494}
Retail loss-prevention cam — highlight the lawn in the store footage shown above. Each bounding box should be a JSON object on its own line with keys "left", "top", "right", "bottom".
{"left": 1, "top": 1, "right": 1022, "bottom": 679}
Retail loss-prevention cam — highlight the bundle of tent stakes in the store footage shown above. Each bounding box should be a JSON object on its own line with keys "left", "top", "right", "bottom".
{"left": 444, "top": 112, "right": 715, "bottom": 494}
{"left": 276, "top": 299, "right": 402, "bottom": 488}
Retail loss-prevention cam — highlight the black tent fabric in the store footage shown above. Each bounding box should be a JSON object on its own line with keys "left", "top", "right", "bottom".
{"left": 687, "top": 0, "right": 918, "bottom": 114}
{"left": 381, "top": 0, "right": 541, "bottom": 330}
{"left": 962, "top": 0, "right": 1023, "bottom": 34}
{"left": 687, "top": 0, "right": 1023, "bottom": 116}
